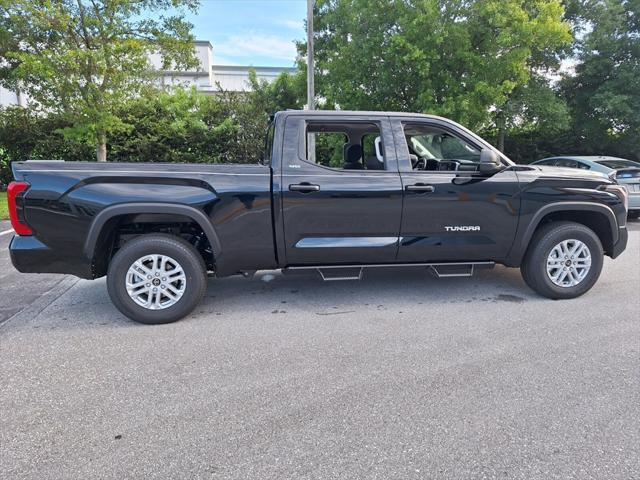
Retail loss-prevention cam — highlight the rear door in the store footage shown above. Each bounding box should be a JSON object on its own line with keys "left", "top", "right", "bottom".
{"left": 280, "top": 114, "right": 403, "bottom": 265}
{"left": 391, "top": 116, "right": 521, "bottom": 262}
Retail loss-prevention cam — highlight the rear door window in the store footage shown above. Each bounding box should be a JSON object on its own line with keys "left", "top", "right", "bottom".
{"left": 304, "top": 122, "right": 387, "bottom": 171}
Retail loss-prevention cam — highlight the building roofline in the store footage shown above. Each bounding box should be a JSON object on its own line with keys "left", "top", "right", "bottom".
{"left": 194, "top": 40, "right": 213, "bottom": 48}
{"left": 161, "top": 71, "right": 210, "bottom": 77}
{"left": 212, "top": 65, "right": 297, "bottom": 72}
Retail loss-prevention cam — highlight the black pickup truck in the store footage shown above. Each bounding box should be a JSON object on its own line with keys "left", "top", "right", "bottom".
{"left": 7, "top": 110, "right": 629, "bottom": 324}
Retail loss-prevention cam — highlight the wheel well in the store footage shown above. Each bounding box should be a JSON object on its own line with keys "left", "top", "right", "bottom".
{"left": 91, "top": 213, "right": 215, "bottom": 278}
{"left": 531, "top": 210, "right": 614, "bottom": 255}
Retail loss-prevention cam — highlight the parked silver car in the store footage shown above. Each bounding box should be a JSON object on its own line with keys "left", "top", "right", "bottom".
{"left": 532, "top": 156, "right": 640, "bottom": 217}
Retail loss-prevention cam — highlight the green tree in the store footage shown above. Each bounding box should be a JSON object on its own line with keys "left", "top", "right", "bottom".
{"left": 246, "top": 69, "right": 305, "bottom": 115}
{"left": 304, "top": 0, "right": 572, "bottom": 149}
{"left": 562, "top": 0, "right": 640, "bottom": 161}
{"left": 0, "top": 0, "right": 199, "bottom": 162}
{"left": 489, "top": 74, "right": 571, "bottom": 152}
{"left": 110, "top": 77, "right": 303, "bottom": 166}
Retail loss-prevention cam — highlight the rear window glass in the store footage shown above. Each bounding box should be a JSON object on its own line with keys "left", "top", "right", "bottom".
{"left": 596, "top": 160, "right": 640, "bottom": 169}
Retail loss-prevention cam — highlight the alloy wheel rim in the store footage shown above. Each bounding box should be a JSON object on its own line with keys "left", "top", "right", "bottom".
{"left": 125, "top": 254, "right": 186, "bottom": 309}
{"left": 546, "top": 239, "right": 592, "bottom": 288}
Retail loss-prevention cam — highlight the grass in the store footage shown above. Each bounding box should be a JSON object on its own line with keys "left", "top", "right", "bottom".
{"left": 0, "top": 194, "right": 8, "bottom": 221}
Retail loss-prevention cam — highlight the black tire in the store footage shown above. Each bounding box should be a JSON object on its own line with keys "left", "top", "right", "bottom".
{"left": 520, "top": 221, "right": 604, "bottom": 299}
{"left": 628, "top": 211, "right": 640, "bottom": 219}
{"left": 107, "top": 234, "right": 207, "bottom": 324}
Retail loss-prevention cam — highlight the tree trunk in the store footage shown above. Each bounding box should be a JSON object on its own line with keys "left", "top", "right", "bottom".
{"left": 496, "top": 111, "right": 506, "bottom": 153}
{"left": 497, "top": 125, "right": 505, "bottom": 153}
{"left": 96, "top": 133, "right": 107, "bottom": 162}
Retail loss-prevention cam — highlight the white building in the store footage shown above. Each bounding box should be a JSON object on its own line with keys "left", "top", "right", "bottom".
{"left": 151, "top": 41, "right": 296, "bottom": 94}
{"left": 0, "top": 40, "right": 297, "bottom": 106}
{"left": 0, "top": 85, "right": 27, "bottom": 107}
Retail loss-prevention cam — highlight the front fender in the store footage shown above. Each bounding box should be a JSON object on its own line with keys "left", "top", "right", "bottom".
{"left": 505, "top": 201, "right": 621, "bottom": 266}
{"left": 519, "top": 202, "right": 619, "bottom": 250}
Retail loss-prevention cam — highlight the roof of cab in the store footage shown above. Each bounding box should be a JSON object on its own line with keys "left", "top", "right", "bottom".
{"left": 276, "top": 109, "right": 447, "bottom": 121}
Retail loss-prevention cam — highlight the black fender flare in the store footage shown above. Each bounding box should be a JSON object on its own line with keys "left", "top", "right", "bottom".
{"left": 83, "top": 202, "right": 222, "bottom": 261}
{"left": 519, "top": 201, "right": 619, "bottom": 251}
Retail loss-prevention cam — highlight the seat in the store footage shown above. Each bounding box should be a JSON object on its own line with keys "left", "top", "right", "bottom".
{"left": 366, "top": 156, "right": 384, "bottom": 170}
{"left": 343, "top": 144, "right": 364, "bottom": 170}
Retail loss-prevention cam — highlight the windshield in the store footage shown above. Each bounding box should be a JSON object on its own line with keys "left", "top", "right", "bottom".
{"left": 596, "top": 159, "right": 640, "bottom": 169}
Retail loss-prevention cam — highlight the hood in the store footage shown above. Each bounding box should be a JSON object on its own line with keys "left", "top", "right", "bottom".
{"left": 527, "top": 165, "right": 610, "bottom": 181}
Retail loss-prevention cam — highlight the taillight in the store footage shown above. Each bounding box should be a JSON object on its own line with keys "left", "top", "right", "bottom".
{"left": 7, "top": 181, "right": 33, "bottom": 235}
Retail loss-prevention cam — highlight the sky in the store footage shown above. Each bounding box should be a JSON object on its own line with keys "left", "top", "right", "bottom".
{"left": 185, "top": 0, "right": 308, "bottom": 67}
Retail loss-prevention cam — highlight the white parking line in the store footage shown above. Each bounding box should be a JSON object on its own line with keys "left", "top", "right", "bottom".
{"left": 0, "top": 229, "right": 14, "bottom": 237}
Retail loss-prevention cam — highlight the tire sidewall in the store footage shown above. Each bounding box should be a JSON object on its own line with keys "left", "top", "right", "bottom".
{"left": 527, "top": 224, "right": 604, "bottom": 299}
{"left": 107, "top": 235, "right": 206, "bottom": 324}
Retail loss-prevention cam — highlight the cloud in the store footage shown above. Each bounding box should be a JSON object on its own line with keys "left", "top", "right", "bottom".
{"left": 214, "top": 33, "right": 298, "bottom": 62}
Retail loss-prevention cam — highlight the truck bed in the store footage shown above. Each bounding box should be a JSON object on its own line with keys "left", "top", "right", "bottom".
{"left": 11, "top": 161, "right": 277, "bottom": 278}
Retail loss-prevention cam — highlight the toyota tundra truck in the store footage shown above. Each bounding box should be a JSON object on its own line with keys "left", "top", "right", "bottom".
{"left": 7, "top": 110, "right": 629, "bottom": 324}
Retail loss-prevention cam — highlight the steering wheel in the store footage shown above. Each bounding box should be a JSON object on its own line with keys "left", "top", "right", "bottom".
{"left": 410, "top": 154, "right": 427, "bottom": 170}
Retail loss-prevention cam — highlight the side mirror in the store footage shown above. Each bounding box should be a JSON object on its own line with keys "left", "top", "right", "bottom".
{"left": 479, "top": 149, "right": 503, "bottom": 175}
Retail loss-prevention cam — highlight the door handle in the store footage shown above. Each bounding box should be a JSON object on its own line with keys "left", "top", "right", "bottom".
{"left": 405, "top": 183, "right": 435, "bottom": 193}
{"left": 289, "top": 183, "right": 320, "bottom": 193}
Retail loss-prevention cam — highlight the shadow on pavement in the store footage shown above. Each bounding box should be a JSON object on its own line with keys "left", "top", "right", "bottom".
{"left": 4, "top": 263, "right": 540, "bottom": 332}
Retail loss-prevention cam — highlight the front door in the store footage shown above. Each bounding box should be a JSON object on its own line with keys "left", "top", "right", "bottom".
{"left": 392, "top": 117, "right": 521, "bottom": 262}
{"left": 281, "top": 114, "right": 403, "bottom": 265}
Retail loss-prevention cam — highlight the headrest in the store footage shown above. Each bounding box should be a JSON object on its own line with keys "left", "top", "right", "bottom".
{"left": 344, "top": 144, "right": 363, "bottom": 164}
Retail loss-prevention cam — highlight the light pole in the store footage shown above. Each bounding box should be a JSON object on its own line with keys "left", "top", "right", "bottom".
{"left": 306, "top": 0, "right": 315, "bottom": 161}
{"left": 306, "top": 0, "right": 315, "bottom": 111}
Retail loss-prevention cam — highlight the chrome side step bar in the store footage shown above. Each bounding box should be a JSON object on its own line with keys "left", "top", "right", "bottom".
{"left": 284, "top": 262, "right": 494, "bottom": 282}
{"left": 429, "top": 264, "right": 476, "bottom": 278}
{"left": 317, "top": 267, "right": 364, "bottom": 281}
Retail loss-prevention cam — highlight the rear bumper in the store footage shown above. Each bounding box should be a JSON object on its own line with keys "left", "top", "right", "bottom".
{"left": 10, "top": 235, "right": 93, "bottom": 279}
{"left": 611, "top": 226, "right": 628, "bottom": 259}
{"left": 628, "top": 192, "right": 640, "bottom": 211}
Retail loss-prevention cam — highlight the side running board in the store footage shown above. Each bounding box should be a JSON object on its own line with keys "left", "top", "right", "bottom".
{"left": 283, "top": 262, "right": 495, "bottom": 282}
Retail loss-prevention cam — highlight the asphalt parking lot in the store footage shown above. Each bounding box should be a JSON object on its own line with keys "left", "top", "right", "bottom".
{"left": 1, "top": 219, "right": 639, "bottom": 480}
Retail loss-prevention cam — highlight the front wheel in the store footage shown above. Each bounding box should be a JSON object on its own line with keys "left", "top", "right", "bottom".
{"left": 521, "top": 221, "right": 604, "bottom": 299}
{"left": 107, "top": 234, "right": 207, "bottom": 324}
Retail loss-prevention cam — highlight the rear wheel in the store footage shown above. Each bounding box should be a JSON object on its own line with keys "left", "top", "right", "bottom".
{"left": 107, "top": 234, "right": 207, "bottom": 324}
{"left": 628, "top": 211, "right": 640, "bottom": 219}
{"left": 521, "top": 221, "right": 603, "bottom": 299}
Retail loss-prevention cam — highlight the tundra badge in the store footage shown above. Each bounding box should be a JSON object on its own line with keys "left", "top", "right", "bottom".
{"left": 445, "top": 226, "right": 481, "bottom": 232}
